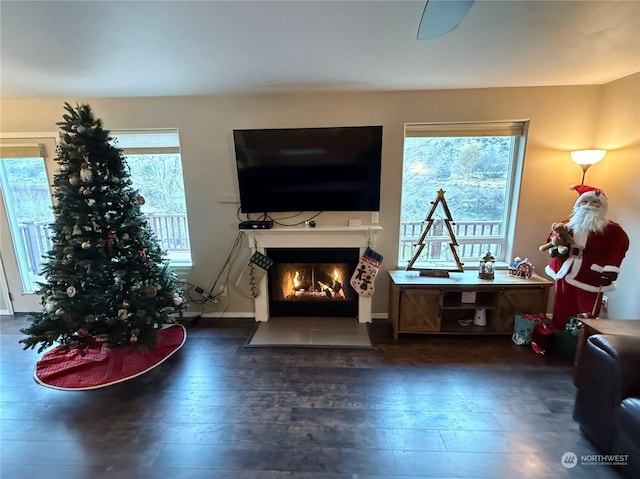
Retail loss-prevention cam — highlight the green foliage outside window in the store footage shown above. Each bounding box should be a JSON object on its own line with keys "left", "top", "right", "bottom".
{"left": 401, "top": 136, "right": 511, "bottom": 223}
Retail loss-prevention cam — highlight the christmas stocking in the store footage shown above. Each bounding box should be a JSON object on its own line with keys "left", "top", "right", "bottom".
{"left": 236, "top": 252, "right": 273, "bottom": 298}
{"left": 350, "top": 247, "right": 383, "bottom": 297}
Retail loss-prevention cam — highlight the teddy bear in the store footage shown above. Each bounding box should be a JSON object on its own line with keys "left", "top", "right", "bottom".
{"left": 539, "top": 222, "right": 574, "bottom": 258}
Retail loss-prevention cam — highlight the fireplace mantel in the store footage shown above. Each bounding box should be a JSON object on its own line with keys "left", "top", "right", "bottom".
{"left": 246, "top": 226, "right": 382, "bottom": 323}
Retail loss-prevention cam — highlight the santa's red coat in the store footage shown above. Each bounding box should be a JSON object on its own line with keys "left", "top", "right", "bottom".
{"left": 545, "top": 221, "right": 629, "bottom": 293}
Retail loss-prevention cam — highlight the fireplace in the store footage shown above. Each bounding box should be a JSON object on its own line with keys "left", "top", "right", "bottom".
{"left": 244, "top": 225, "right": 382, "bottom": 323}
{"left": 267, "top": 248, "right": 359, "bottom": 317}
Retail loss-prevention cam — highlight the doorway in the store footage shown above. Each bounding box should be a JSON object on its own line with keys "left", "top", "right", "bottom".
{"left": 0, "top": 135, "right": 57, "bottom": 312}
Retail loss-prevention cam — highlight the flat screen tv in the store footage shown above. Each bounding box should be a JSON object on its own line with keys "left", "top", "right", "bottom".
{"left": 233, "top": 125, "right": 382, "bottom": 213}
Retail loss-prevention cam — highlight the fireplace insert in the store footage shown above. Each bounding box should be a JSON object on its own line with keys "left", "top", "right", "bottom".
{"left": 266, "top": 248, "right": 359, "bottom": 317}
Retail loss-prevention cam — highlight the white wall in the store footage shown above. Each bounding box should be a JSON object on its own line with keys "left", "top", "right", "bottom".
{"left": 1, "top": 75, "right": 638, "bottom": 318}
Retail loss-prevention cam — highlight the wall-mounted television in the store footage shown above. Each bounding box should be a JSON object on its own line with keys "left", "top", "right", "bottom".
{"left": 233, "top": 125, "right": 382, "bottom": 214}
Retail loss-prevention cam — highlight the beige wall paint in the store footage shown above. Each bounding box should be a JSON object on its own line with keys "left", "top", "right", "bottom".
{"left": 1, "top": 77, "right": 638, "bottom": 318}
{"left": 593, "top": 72, "right": 640, "bottom": 319}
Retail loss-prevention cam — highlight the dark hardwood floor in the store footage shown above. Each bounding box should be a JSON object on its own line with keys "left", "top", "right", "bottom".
{"left": 0, "top": 314, "right": 625, "bottom": 479}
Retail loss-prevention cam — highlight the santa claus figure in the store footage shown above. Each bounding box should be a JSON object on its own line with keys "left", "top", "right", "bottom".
{"left": 545, "top": 184, "right": 629, "bottom": 329}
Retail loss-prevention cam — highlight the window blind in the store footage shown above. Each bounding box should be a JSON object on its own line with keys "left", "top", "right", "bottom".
{"left": 0, "top": 143, "right": 44, "bottom": 159}
{"left": 405, "top": 121, "right": 528, "bottom": 138}
{"left": 110, "top": 129, "right": 180, "bottom": 155}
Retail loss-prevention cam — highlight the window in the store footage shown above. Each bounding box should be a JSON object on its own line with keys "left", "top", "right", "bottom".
{"left": 0, "top": 140, "right": 55, "bottom": 293}
{"left": 399, "top": 121, "right": 528, "bottom": 268}
{"left": 111, "top": 129, "right": 192, "bottom": 267}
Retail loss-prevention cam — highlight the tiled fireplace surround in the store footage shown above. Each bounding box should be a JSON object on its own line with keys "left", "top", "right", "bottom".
{"left": 245, "top": 226, "right": 382, "bottom": 323}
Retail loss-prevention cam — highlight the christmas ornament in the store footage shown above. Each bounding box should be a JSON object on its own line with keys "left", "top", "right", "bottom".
{"left": 136, "top": 195, "right": 146, "bottom": 205}
{"left": 66, "top": 286, "right": 77, "bottom": 297}
{"left": 72, "top": 225, "right": 82, "bottom": 235}
{"left": 144, "top": 285, "right": 157, "bottom": 297}
{"left": 69, "top": 173, "right": 79, "bottom": 185}
{"left": 80, "top": 163, "right": 93, "bottom": 183}
{"left": 77, "top": 125, "right": 86, "bottom": 134}
{"left": 173, "top": 296, "right": 183, "bottom": 306}
{"left": 81, "top": 241, "right": 91, "bottom": 249}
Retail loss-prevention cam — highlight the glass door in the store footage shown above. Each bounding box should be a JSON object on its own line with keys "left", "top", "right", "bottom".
{"left": 0, "top": 136, "right": 57, "bottom": 312}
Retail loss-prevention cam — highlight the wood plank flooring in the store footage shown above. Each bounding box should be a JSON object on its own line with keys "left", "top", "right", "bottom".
{"left": 0, "top": 314, "right": 626, "bottom": 479}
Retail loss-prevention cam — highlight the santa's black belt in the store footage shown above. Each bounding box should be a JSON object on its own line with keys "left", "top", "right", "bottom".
{"left": 571, "top": 247, "right": 583, "bottom": 257}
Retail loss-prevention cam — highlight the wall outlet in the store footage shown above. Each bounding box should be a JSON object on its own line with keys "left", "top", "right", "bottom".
{"left": 348, "top": 218, "right": 362, "bottom": 226}
{"left": 371, "top": 212, "right": 379, "bottom": 224}
{"left": 220, "top": 285, "right": 228, "bottom": 296}
{"left": 602, "top": 295, "right": 609, "bottom": 310}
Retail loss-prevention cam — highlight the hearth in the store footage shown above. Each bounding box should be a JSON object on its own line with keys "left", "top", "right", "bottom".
{"left": 267, "top": 248, "right": 359, "bottom": 317}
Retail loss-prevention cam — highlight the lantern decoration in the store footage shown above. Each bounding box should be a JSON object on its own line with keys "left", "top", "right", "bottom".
{"left": 478, "top": 251, "right": 496, "bottom": 280}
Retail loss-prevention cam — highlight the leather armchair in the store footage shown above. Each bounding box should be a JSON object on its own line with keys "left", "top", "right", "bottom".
{"left": 573, "top": 334, "right": 640, "bottom": 478}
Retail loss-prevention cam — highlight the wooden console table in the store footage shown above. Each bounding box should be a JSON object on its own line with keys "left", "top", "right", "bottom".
{"left": 573, "top": 318, "right": 640, "bottom": 385}
{"left": 388, "top": 270, "right": 552, "bottom": 339}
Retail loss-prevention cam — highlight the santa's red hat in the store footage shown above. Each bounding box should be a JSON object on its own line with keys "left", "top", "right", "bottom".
{"left": 571, "top": 184, "right": 608, "bottom": 211}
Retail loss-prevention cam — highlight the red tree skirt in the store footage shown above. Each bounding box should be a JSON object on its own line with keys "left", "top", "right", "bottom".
{"left": 34, "top": 323, "right": 186, "bottom": 390}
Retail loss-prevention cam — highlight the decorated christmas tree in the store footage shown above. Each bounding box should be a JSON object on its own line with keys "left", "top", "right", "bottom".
{"left": 21, "top": 103, "right": 185, "bottom": 353}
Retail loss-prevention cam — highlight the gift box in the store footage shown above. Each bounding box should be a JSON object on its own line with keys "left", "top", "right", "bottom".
{"left": 512, "top": 313, "right": 547, "bottom": 346}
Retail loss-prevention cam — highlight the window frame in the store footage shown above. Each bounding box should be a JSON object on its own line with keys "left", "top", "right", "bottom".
{"left": 399, "top": 120, "right": 529, "bottom": 269}
{"left": 110, "top": 129, "right": 192, "bottom": 268}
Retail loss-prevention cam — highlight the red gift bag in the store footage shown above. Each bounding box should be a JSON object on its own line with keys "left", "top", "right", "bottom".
{"left": 531, "top": 323, "right": 556, "bottom": 355}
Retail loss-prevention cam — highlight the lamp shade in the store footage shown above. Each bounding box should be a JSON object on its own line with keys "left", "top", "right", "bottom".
{"left": 571, "top": 149, "right": 606, "bottom": 166}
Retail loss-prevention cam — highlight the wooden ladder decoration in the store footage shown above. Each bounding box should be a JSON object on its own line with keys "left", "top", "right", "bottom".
{"left": 406, "top": 189, "right": 464, "bottom": 276}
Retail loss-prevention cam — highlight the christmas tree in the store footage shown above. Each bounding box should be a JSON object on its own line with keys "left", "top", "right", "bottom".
{"left": 406, "top": 188, "right": 464, "bottom": 276}
{"left": 21, "top": 103, "right": 185, "bottom": 353}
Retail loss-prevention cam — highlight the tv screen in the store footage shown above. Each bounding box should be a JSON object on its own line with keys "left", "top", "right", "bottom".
{"left": 233, "top": 125, "right": 382, "bottom": 213}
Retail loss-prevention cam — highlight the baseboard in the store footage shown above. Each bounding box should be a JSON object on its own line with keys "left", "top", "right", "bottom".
{"left": 181, "top": 311, "right": 389, "bottom": 320}
{"left": 181, "top": 311, "right": 255, "bottom": 319}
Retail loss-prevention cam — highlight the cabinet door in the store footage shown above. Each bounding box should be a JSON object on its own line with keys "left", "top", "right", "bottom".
{"left": 399, "top": 289, "right": 442, "bottom": 332}
{"left": 496, "top": 288, "right": 548, "bottom": 332}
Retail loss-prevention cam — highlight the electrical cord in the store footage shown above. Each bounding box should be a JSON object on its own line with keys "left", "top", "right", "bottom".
{"left": 181, "top": 230, "right": 244, "bottom": 307}
{"left": 235, "top": 206, "right": 323, "bottom": 227}
{"left": 267, "top": 211, "right": 322, "bottom": 227}
{"left": 205, "top": 230, "right": 244, "bottom": 298}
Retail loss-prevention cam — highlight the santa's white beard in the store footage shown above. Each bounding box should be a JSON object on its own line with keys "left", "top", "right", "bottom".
{"left": 568, "top": 205, "right": 608, "bottom": 236}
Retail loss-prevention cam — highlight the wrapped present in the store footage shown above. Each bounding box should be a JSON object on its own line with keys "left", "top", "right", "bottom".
{"left": 512, "top": 313, "right": 547, "bottom": 345}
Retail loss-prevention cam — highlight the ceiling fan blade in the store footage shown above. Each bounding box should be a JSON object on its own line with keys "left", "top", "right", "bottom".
{"left": 417, "top": 0, "right": 475, "bottom": 40}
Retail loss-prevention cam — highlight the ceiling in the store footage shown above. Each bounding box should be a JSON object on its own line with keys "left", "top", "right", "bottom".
{"left": 1, "top": 1, "right": 639, "bottom": 99}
